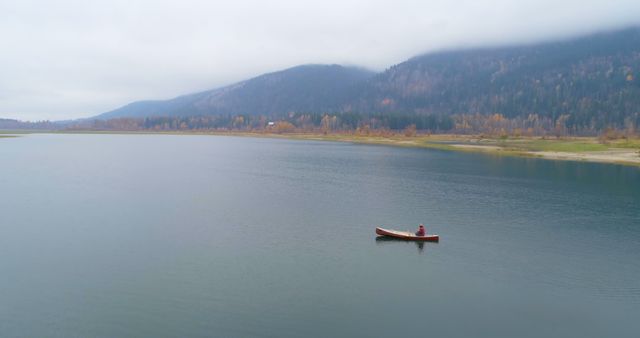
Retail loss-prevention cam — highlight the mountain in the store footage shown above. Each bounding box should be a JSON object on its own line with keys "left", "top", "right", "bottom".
{"left": 96, "top": 27, "right": 640, "bottom": 131}
{"left": 97, "top": 64, "right": 375, "bottom": 119}
{"left": 347, "top": 27, "right": 640, "bottom": 130}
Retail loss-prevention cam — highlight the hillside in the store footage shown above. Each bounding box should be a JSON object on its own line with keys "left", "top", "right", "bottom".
{"left": 98, "top": 65, "right": 374, "bottom": 119}
{"left": 349, "top": 27, "right": 640, "bottom": 131}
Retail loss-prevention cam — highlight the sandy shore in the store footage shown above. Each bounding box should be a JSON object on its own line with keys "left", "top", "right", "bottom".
{"left": 535, "top": 149, "right": 640, "bottom": 165}
{"left": 451, "top": 144, "right": 640, "bottom": 165}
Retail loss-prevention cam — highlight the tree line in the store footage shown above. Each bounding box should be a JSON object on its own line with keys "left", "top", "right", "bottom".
{"left": 64, "top": 111, "right": 639, "bottom": 137}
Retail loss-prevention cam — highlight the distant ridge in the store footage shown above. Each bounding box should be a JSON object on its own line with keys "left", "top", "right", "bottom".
{"left": 97, "top": 65, "right": 375, "bottom": 119}
{"left": 96, "top": 27, "right": 640, "bottom": 130}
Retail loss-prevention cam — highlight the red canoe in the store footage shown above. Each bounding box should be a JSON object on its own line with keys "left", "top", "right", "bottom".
{"left": 375, "top": 227, "right": 439, "bottom": 242}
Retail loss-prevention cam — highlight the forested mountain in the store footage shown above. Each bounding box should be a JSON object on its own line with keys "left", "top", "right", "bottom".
{"left": 94, "top": 27, "right": 640, "bottom": 133}
{"left": 98, "top": 65, "right": 374, "bottom": 119}
{"left": 348, "top": 27, "right": 640, "bottom": 131}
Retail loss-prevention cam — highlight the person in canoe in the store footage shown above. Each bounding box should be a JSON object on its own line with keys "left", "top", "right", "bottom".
{"left": 415, "top": 224, "right": 426, "bottom": 236}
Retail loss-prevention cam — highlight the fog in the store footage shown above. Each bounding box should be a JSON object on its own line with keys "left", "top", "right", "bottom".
{"left": 1, "top": 0, "right": 639, "bottom": 120}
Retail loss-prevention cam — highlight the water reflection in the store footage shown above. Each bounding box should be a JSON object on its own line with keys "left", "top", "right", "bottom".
{"left": 375, "top": 235, "right": 437, "bottom": 253}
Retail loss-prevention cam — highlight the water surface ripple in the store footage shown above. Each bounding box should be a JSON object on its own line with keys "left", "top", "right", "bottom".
{"left": 1, "top": 134, "right": 639, "bottom": 337}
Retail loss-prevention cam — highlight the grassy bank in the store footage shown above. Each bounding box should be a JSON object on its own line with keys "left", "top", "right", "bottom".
{"left": 268, "top": 133, "right": 637, "bottom": 151}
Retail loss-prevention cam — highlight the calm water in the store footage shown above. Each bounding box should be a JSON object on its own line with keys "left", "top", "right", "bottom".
{"left": 1, "top": 134, "right": 639, "bottom": 337}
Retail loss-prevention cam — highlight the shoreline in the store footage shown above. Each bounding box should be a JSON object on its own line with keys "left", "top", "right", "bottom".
{"left": 290, "top": 134, "right": 640, "bottom": 166}
{"left": 3, "top": 130, "right": 639, "bottom": 167}
{"left": 205, "top": 132, "right": 640, "bottom": 166}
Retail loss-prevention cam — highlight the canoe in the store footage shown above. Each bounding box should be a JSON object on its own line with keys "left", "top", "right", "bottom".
{"left": 375, "top": 227, "right": 439, "bottom": 242}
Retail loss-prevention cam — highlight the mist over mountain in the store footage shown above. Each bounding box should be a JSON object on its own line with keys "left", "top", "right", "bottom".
{"left": 96, "top": 27, "right": 640, "bottom": 131}
{"left": 349, "top": 27, "right": 640, "bottom": 129}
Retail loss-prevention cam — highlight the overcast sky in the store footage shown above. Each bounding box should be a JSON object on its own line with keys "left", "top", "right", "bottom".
{"left": 2, "top": 0, "right": 640, "bottom": 121}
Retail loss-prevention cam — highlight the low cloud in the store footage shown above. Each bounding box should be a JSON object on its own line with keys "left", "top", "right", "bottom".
{"left": 2, "top": 0, "right": 639, "bottom": 120}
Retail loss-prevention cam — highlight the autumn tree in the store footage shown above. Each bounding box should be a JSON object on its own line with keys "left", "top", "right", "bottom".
{"left": 404, "top": 124, "right": 417, "bottom": 137}
{"left": 274, "top": 121, "right": 295, "bottom": 134}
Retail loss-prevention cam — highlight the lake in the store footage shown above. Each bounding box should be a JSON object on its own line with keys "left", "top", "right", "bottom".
{"left": 1, "top": 134, "right": 639, "bottom": 337}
